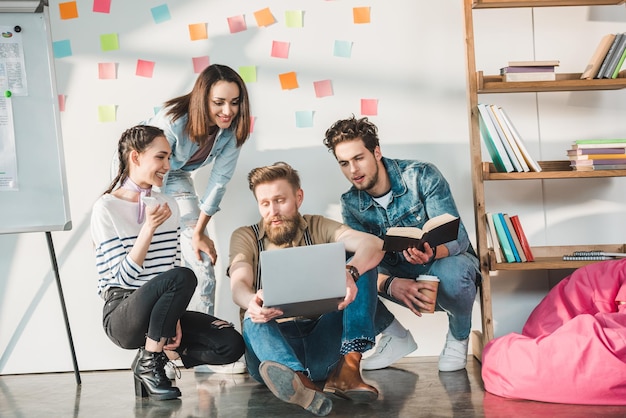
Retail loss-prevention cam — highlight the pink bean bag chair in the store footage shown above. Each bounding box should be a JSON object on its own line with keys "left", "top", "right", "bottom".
{"left": 482, "top": 258, "right": 626, "bottom": 405}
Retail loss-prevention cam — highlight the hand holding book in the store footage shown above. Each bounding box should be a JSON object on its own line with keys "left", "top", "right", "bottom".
{"left": 382, "top": 213, "right": 460, "bottom": 252}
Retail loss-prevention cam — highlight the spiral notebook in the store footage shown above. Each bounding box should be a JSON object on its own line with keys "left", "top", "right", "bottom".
{"left": 260, "top": 242, "right": 347, "bottom": 318}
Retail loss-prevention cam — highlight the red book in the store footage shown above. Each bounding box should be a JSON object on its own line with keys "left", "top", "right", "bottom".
{"left": 509, "top": 215, "right": 534, "bottom": 262}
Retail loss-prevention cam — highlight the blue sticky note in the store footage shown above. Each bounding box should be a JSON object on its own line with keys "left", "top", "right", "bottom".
{"left": 53, "top": 39, "right": 72, "bottom": 58}
{"left": 151, "top": 4, "right": 171, "bottom": 24}
{"left": 333, "top": 40, "right": 352, "bottom": 58}
{"left": 295, "top": 111, "right": 314, "bottom": 128}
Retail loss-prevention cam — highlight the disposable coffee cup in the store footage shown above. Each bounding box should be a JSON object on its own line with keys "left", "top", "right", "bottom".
{"left": 416, "top": 274, "right": 439, "bottom": 314}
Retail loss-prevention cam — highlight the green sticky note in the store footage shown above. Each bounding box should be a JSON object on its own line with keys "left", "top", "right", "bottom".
{"left": 98, "top": 105, "right": 116, "bottom": 122}
{"left": 295, "top": 110, "right": 313, "bottom": 128}
{"left": 285, "top": 10, "right": 303, "bottom": 28}
{"left": 238, "top": 66, "right": 257, "bottom": 83}
{"left": 100, "top": 33, "right": 119, "bottom": 52}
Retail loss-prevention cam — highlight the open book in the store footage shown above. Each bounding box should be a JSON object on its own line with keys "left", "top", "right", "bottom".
{"left": 382, "top": 213, "right": 460, "bottom": 252}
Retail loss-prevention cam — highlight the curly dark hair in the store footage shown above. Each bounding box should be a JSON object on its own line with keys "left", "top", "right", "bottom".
{"left": 323, "top": 115, "right": 379, "bottom": 156}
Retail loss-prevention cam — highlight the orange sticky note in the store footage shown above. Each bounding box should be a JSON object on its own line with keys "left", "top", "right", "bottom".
{"left": 279, "top": 72, "right": 299, "bottom": 90}
{"left": 353, "top": 7, "right": 371, "bottom": 24}
{"left": 189, "top": 23, "right": 208, "bottom": 41}
{"left": 192, "top": 56, "right": 210, "bottom": 74}
{"left": 361, "top": 99, "right": 378, "bottom": 116}
{"left": 254, "top": 8, "right": 275, "bottom": 27}
{"left": 59, "top": 1, "right": 78, "bottom": 20}
{"left": 136, "top": 60, "right": 155, "bottom": 78}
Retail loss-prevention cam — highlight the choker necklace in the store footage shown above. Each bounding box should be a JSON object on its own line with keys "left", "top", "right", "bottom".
{"left": 121, "top": 177, "right": 152, "bottom": 223}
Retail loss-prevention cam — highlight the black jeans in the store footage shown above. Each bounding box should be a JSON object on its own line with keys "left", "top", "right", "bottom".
{"left": 102, "top": 267, "right": 245, "bottom": 367}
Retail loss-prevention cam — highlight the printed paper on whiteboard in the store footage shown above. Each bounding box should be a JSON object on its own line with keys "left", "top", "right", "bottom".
{"left": 0, "top": 25, "right": 28, "bottom": 96}
{"left": 0, "top": 63, "right": 18, "bottom": 191}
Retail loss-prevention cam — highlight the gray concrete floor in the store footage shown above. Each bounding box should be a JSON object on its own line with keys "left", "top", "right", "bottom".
{"left": 2, "top": 356, "right": 626, "bottom": 417}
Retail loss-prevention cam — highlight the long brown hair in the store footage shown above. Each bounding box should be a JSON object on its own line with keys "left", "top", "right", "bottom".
{"left": 105, "top": 125, "right": 165, "bottom": 194}
{"left": 164, "top": 64, "right": 251, "bottom": 148}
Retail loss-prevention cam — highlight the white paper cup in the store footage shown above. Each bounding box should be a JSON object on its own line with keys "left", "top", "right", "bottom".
{"left": 416, "top": 275, "right": 439, "bottom": 313}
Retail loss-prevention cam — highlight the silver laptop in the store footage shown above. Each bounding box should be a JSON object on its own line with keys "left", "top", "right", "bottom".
{"left": 260, "top": 242, "right": 347, "bottom": 318}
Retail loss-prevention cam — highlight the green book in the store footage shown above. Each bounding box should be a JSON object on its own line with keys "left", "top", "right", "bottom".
{"left": 611, "top": 46, "right": 626, "bottom": 78}
{"left": 490, "top": 212, "right": 516, "bottom": 263}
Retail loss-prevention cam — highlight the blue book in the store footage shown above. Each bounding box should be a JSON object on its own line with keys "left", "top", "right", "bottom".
{"left": 490, "top": 213, "right": 516, "bottom": 263}
{"left": 497, "top": 213, "right": 521, "bottom": 262}
{"left": 477, "top": 104, "right": 514, "bottom": 173}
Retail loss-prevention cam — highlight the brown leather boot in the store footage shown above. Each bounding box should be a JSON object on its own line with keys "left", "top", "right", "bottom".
{"left": 323, "top": 352, "right": 378, "bottom": 403}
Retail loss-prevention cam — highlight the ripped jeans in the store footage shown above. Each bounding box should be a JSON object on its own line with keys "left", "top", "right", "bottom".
{"left": 161, "top": 170, "right": 216, "bottom": 315}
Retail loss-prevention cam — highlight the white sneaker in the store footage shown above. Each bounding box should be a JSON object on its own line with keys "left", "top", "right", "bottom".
{"left": 361, "top": 332, "right": 418, "bottom": 371}
{"left": 438, "top": 332, "right": 469, "bottom": 372}
{"left": 194, "top": 360, "right": 246, "bottom": 374}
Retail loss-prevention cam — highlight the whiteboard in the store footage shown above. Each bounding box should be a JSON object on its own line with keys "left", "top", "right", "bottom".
{"left": 0, "top": 10, "right": 71, "bottom": 234}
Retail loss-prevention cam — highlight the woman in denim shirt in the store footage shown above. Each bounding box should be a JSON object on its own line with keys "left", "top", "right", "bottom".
{"left": 143, "top": 64, "right": 250, "bottom": 342}
{"left": 324, "top": 116, "right": 480, "bottom": 374}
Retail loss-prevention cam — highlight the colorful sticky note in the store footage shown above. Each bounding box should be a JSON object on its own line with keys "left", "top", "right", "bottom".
{"left": 100, "top": 33, "right": 119, "bottom": 52}
{"left": 313, "top": 80, "right": 333, "bottom": 98}
{"left": 98, "top": 105, "right": 116, "bottom": 122}
{"left": 153, "top": 106, "right": 162, "bottom": 115}
{"left": 279, "top": 72, "right": 298, "bottom": 90}
{"left": 238, "top": 66, "right": 257, "bottom": 83}
{"left": 333, "top": 40, "right": 352, "bottom": 58}
{"left": 189, "top": 23, "right": 207, "bottom": 41}
{"left": 93, "top": 0, "right": 111, "bottom": 14}
{"left": 136, "top": 60, "right": 155, "bottom": 78}
{"left": 58, "top": 94, "right": 66, "bottom": 112}
{"left": 285, "top": 10, "right": 303, "bottom": 28}
{"left": 192, "top": 56, "right": 210, "bottom": 74}
{"left": 151, "top": 4, "right": 171, "bottom": 24}
{"left": 250, "top": 116, "right": 255, "bottom": 133}
{"left": 361, "top": 99, "right": 378, "bottom": 116}
{"left": 254, "top": 8, "right": 275, "bottom": 27}
{"left": 227, "top": 15, "right": 247, "bottom": 33}
{"left": 271, "top": 41, "right": 289, "bottom": 59}
{"left": 295, "top": 111, "right": 314, "bottom": 128}
{"left": 59, "top": 1, "right": 78, "bottom": 20}
{"left": 353, "top": 7, "right": 371, "bottom": 24}
{"left": 98, "top": 62, "right": 116, "bottom": 79}
{"left": 52, "top": 39, "right": 72, "bottom": 58}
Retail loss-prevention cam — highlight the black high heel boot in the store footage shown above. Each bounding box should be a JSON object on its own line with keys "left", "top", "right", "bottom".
{"left": 132, "top": 348, "right": 181, "bottom": 401}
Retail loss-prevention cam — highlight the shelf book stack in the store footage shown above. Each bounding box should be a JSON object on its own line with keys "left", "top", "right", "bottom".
{"left": 485, "top": 212, "right": 534, "bottom": 264}
{"left": 581, "top": 32, "right": 626, "bottom": 80}
{"left": 500, "top": 60, "right": 559, "bottom": 82}
{"left": 567, "top": 139, "right": 626, "bottom": 171}
{"left": 562, "top": 250, "right": 626, "bottom": 261}
{"left": 477, "top": 103, "right": 541, "bottom": 173}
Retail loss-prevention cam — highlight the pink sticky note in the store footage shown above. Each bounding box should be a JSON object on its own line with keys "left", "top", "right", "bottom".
{"left": 93, "top": 0, "right": 111, "bottom": 13}
{"left": 58, "top": 94, "right": 66, "bottom": 112}
{"left": 136, "top": 60, "right": 155, "bottom": 78}
{"left": 250, "top": 116, "right": 255, "bottom": 133}
{"left": 271, "top": 41, "right": 290, "bottom": 59}
{"left": 361, "top": 99, "right": 378, "bottom": 116}
{"left": 313, "top": 80, "right": 333, "bottom": 98}
{"left": 227, "top": 15, "right": 247, "bottom": 33}
{"left": 192, "top": 56, "right": 210, "bottom": 74}
{"left": 98, "top": 62, "right": 116, "bottom": 79}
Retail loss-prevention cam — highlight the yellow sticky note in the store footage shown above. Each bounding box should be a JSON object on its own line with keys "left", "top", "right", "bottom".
{"left": 353, "top": 7, "right": 371, "bottom": 24}
{"left": 279, "top": 72, "right": 299, "bottom": 90}
{"left": 100, "top": 33, "right": 119, "bottom": 52}
{"left": 189, "top": 23, "right": 207, "bottom": 41}
{"left": 239, "top": 66, "right": 257, "bottom": 83}
{"left": 254, "top": 8, "right": 275, "bottom": 27}
{"left": 59, "top": 1, "right": 78, "bottom": 20}
{"left": 98, "top": 105, "right": 116, "bottom": 122}
{"left": 285, "top": 10, "right": 303, "bottom": 28}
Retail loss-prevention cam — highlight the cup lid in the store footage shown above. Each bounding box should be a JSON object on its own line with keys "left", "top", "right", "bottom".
{"left": 416, "top": 274, "right": 440, "bottom": 282}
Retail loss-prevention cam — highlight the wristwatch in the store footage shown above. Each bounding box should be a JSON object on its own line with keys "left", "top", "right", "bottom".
{"left": 345, "top": 264, "right": 360, "bottom": 282}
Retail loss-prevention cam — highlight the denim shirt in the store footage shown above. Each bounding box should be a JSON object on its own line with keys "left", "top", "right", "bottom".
{"left": 143, "top": 108, "right": 241, "bottom": 216}
{"left": 340, "top": 157, "right": 476, "bottom": 277}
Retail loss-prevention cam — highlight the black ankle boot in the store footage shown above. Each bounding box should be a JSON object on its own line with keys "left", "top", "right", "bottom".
{"left": 133, "top": 348, "right": 181, "bottom": 401}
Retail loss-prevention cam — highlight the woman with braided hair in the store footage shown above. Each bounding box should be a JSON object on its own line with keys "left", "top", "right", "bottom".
{"left": 91, "top": 125, "right": 244, "bottom": 400}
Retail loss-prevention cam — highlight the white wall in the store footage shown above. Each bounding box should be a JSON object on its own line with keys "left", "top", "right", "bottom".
{"left": 0, "top": 1, "right": 625, "bottom": 374}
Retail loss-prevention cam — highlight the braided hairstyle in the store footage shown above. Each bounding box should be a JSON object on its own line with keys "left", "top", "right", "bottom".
{"left": 104, "top": 125, "right": 165, "bottom": 194}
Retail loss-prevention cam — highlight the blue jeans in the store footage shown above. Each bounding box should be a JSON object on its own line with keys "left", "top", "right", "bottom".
{"left": 243, "top": 267, "right": 377, "bottom": 383}
{"left": 161, "top": 170, "right": 216, "bottom": 315}
{"left": 376, "top": 252, "right": 480, "bottom": 341}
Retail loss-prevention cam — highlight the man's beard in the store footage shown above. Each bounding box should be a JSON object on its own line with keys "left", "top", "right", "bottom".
{"left": 264, "top": 214, "right": 300, "bottom": 246}
{"left": 353, "top": 165, "right": 379, "bottom": 193}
